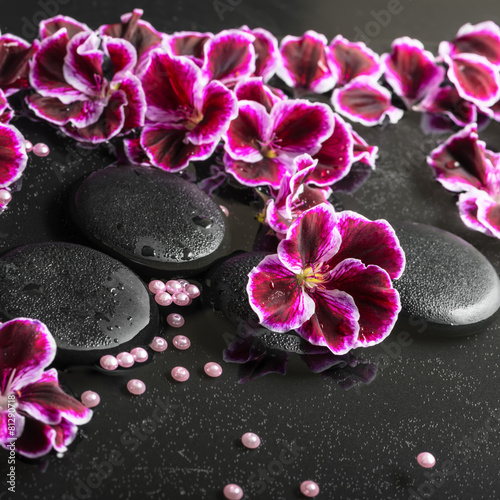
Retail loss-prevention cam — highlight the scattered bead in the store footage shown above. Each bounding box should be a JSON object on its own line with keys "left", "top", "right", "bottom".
{"left": 220, "top": 205, "right": 229, "bottom": 217}
{"left": 149, "top": 279, "right": 166, "bottom": 294}
{"left": 223, "top": 484, "right": 243, "bottom": 500}
{"left": 165, "top": 280, "right": 183, "bottom": 294}
{"left": 185, "top": 284, "right": 200, "bottom": 298}
{"left": 130, "top": 347, "right": 148, "bottom": 362}
{"left": 150, "top": 336, "right": 168, "bottom": 352}
{"left": 417, "top": 452, "right": 436, "bottom": 468}
{"left": 155, "top": 292, "right": 172, "bottom": 306}
{"left": 81, "top": 390, "right": 100, "bottom": 408}
{"left": 171, "top": 366, "right": 190, "bottom": 382}
{"left": 116, "top": 352, "right": 135, "bottom": 368}
{"left": 241, "top": 432, "right": 260, "bottom": 449}
{"left": 0, "top": 189, "right": 12, "bottom": 206}
{"left": 127, "top": 379, "right": 146, "bottom": 395}
{"left": 100, "top": 355, "right": 118, "bottom": 371}
{"left": 33, "top": 142, "right": 50, "bottom": 157}
{"left": 300, "top": 480, "right": 320, "bottom": 497}
{"left": 167, "top": 313, "right": 185, "bottom": 328}
{"left": 24, "top": 140, "right": 33, "bottom": 153}
{"left": 173, "top": 291, "right": 190, "bottom": 306}
{"left": 172, "top": 335, "right": 191, "bottom": 350}
{"left": 204, "top": 362, "right": 223, "bottom": 378}
{"left": 178, "top": 279, "right": 190, "bottom": 288}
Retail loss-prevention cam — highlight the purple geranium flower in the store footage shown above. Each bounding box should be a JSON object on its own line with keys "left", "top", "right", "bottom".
{"left": 0, "top": 319, "right": 92, "bottom": 458}
{"left": 140, "top": 51, "right": 237, "bottom": 172}
{"left": 0, "top": 123, "right": 28, "bottom": 192}
{"left": 247, "top": 204, "right": 405, "bottom": 354}
{"left": 223, "top": 98, "right": 334, "bottom": 188}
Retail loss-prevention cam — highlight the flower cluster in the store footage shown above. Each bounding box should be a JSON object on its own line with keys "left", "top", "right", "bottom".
{"left": 0, "top": 319, "right": 92, "bottom": 458}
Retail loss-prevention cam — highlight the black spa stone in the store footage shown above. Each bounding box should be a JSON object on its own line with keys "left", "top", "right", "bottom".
{"left": 392, "top": 222, "right": 500, "bottom": 335}
{"left": 71, "top": 163, "right": 229, "bottom": 275}
{"left": 0, "top": 242, "right": 158, "bottom": 364}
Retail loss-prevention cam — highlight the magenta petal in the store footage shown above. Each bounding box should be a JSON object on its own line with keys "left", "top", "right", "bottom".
{"left": 296, "top": 288, "right": 359, "bottom": 354}
{"left": 351, "top": 128, "right": 378, "bottom": 167}
{"left": 0, "top": 123, "right": 27, "bottom": 188}
{"left": 332, "top": 77, "right": 404, "bottom": 126}
{"left": 13, "top": 417, "right": 56, "bottom": 459}
{"left": 247, "top": 254, "right": 315, "bottom": 332}
{"left": 123, "top": 137, "right": 151, "bottom": 166}
{"left": 0, "top": 410, "right": 24, "bottom": 444}
{"left": 202, "top": 29, "right": 255, "bottom": 84}
{"left": 476, "top": 192, "right": 500, "bottom": 238}
{"left": 0, "top": 319, "right": 56, "bottom": 393}
{"left": 117, "top": 73, "right": 146, "bottom": 130}
{"left": 103, "top": 36, "right": 137, "bottom": 76}
{"left": 0, "top": 35, "right": 38, "bottom": 95}
{"left": 26, "top": 93, "right": 90, "bottom": 126}
{"left": 446, "top": 53, "right": 500, "bottom": 107}
{"left": 457, "top": 190, "right": 496, "bottom": 236}
{"left": 278, "top": 203, "right": 341, "bottom": 273}
{"left": 234, "top": 77, "right": 282, "bottom": 113}
{"left": 166, "top": 31, "right": 213, "bottom": 63}
{"left": 329, "top": 259, "right": 401, "bottom": 348}
{"left": 141, "top": 123, "right": 216, "bottom": 172}
{"left": 39, "top": 15, "right": 90, "bottom": 40}
{"left": 382, "top": 37, "right": 444, "bottom": 107}
{"left": 328, "top": 35, "right": 382, "bottom": 86}
{"left": 278, "top": 30, "right": 336, "bottom": 94}
{"left": 243, "top": 27, "right": 280, "bottom": 82}
{"left": 328, "top": 211, "right": 406, "bottom": 280}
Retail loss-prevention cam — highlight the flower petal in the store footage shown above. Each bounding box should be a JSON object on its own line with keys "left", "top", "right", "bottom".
{"left": 382, "top": 37, "right": 444, "bottom": 107}
{"left": 328, "top": 258, "right": 401, "bottom": 348}
{"left": 0, "top": 410, "right": 24, "bottom": 444}
{"left": 242, "top": 27, "right": 280, "bottom": 82}
{"left": 0, "top": 123, "right": 28, "bottom": 188}
{"left": 247, "top": 254, "right": 315, "bottom": 332}
{"left": 457, "top": 190, "right": 496, "bottom": 236}
{"left": 165, "top": 31, "right": 213, "bottom": 66}
{"left": 13, "top": 417, "right": 56, "bottom": 459}
{"left": 102, "top": 36, "right": 137, "bottom": 76}
{"left": 123, "top": 137, "right": 151, "bottom": 166}
{"left": 328, "top": 211, "right": 406, "bottom": 280}
{"left": 0, "top": 319, "right": 56, "bottom": 393}
{"left": 351, "top": 128, "right": 378, "bottom": 167}
{"left": 117, "top": 73, "right": 146, "bottom": 130}
{"left": 476, "top": 191, "right": 500, "bottom": 238}
{"left": 234, "top": 77, "right": 282, "bottom": 113}
{"left": 39, "top": 15, "right": 90, "bottom": 40}
{"left": 278, "top": 203, "right": 341, "bottom": 273}
{"left": 296, "top": 288, "right": 359, "bottom": 354}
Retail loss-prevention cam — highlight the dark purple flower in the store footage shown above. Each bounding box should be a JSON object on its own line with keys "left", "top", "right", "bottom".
{"left": 0, "top": 123, "right": 27, "bottom": 190}
{"left": 277, "top": 30, "right": 336, "bottom": 95}
{"left": 247, "top": 204, "right": 404, "bottom": 354}
{"left": 164, "top": 31, "right": 213, "bottom": 67}
{"left": 382, "top": 37, "right": 444, "bottom": 108}
{"left": 332, "top": 76, "right": 404, "bottom": 126}
{"left": 241, "top": 26, "right": 280, "bottom": 82}
{"left": 234, "top": 77, "right": 284, "bottom": 113}
{"left": 0, "top": 319, "right": 92, "bottom": 458}
{"left": 140, "top": 52, "right": 237, "bottom": 171}
{"left": 328, "top": 35, "right": 382, "bottom": 86}
{"left": 223, "top": 98, "right": 334, "bottom": 188}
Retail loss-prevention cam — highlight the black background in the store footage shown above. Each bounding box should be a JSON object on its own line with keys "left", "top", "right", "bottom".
{"left": 1, "top": 1, "right": 500, "bottom": 499}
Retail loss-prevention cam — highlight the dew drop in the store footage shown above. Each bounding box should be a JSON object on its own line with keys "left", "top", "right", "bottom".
{"left": 141, "top": 245, "right": 156, "bottom": 257}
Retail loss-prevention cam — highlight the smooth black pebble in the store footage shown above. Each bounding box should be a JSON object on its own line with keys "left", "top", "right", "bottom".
{"left": 0, "top": 242, "right": 158, "bottom": 364}
{"left": 71, "top": 163, "right": 229, "bottom": 275}
{"left": 392, "top": 222, "right": 500, "bottom": 335}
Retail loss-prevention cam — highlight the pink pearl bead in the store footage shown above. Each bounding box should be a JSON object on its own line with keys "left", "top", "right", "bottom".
{"left": 0, "top": 189, "right": 12, "bottom": 206}
{"left": 116, "top": 352, "right": 135, "bottom": 368}
{"left": 220, "top": 205, "right": 229, "bottom": 217}
{"left": 33, "top": 142, "right": 50, "bottom": 157}
{"left": 171, "top": 366, "right": 190, "bottom": 382}
{"left": 241, "top": 432, "right": 260, "bottom": 449}
{"left": 81, "top": 390, "right": 100, "bottom": 408}
{"left": 100, "top": 355, "right": 118, "bottom": 371}
{"left": 150, "top": 336, "right": 168, "bottom": 352}
{"left": 165, "top": 280, "right": 183, "bottom": 294}
{"left": 173, "top": 291, "right": 190, "bottom": 306}
{"left": 155, "top": 292, "right": 172, "bottom": 306}
{"left": 223, "top": 484, "right": 243, "bottom": 500}
{"left": 149, "top": 280, "right": 166, "bottom": 294}
{"left": 25, "top": 140, "right": 33, "bottom": 153}
{"left": 167, "top": 313, "right": 185, "bottom": 328}
{"left": 417, "top": 452, "right": 436, "bottom": 468}
{"left": 300, "top": 480, "right": 320, "bottom": 497}
{"left": 130, "top": 347, "right": 148, "bottom": 362}
{"left": 172, "top": 335, "right": 191, "bottom": 350}
{"left": 127, "top": 379, "right": 146, "bottom": 395}
{"left": 185, "top": 284, "right": 200, "bottom": 298}
{"left": 204, "top": 362, "right": 223, "bottom": 378}
{"left": 178, "top": 279, "right": 190, "bottom": 288}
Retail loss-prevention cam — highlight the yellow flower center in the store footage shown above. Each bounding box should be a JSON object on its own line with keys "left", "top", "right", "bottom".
{"left": 296, "top": 264, "right": 330, "bottom": 290}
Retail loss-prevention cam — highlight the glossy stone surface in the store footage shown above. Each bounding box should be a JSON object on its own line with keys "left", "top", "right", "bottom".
{"left": 71, "top": 164, "right": 229, "bottom": 275}
{"left": 0, "top": 242, "right": 158, "bottom": 364}
{"left": 392, "top": 222, "right": 500, "bottom": 329}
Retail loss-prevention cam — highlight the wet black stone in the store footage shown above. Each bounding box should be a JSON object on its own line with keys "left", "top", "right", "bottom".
{"left": 392, "top": 222, "right": 500, "bottom": 334}
{"left": 0, "top": 242, "right": 158, "bottom": 365}
{"left": 71, "top": 163, "right": 229, "bottom": 276}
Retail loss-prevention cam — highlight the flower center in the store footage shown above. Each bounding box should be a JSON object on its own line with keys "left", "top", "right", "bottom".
{"left": 261, "top": 145, "right": 277, "bottom": 159}
{"left": 297, "top": 263, "right": 330, "bottom": 290}
{"left": 185, "top": 110, "right": 204, "bottom": 131}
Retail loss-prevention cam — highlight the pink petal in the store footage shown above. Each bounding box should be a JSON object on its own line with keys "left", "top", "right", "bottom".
{"left": 242, "top": 26, "right": 280, "bottom": 81}
{"left": 278, "top": 203, "right": 341, "bottom": 273}
{"left": 102, "top": 36, "right": 137, "bottom": 76}
{"left": 278, "top": 30, "right": 336, "bottom": 94}
{"left": 141, "top": 123, "right": 216, "bottom": 172}
{"left": 117, "top": 73, "right": 146, "bottom": 130}
{"left": 247, "top": 254, "right": 315, "bottom": 332}
{"left": 39, "top": 15, "right": 90, "bottom": 40}
{"left": 328, "top": 211, "right": 406, "bottom": 280}
{"left": 0, "top": 319, "right": 56, "bottom": 393}
{"left": 296, "top": 288, "right": 359, "bottom": 353}
{"left": 166, "top": 31, "right": 213, "bottom": 66}
{"left": 446, "top": 53, "right": 500, "bottom": 108}
{"left": 328, "top": 35, "right": 382, "bottom": 86}
{"left": 123, "top": 137, "right": 152, "bottom": 166}
{"left": 328, "top": 259, "right": 401, "bottom": 348}
{"left": 51, "top": 418, "right": 78, "bottom": 453}
{"left": 234, "top": 77, "right": 282, "bottom": 113}
{"left": 202, "top": 29, "right": 256, "bottom": 84}
{"left": 0, "top": 123, "right": 28, "bottom": 188}
{"left": 457, "top": 190, "right": 496, "bottom": 236}
{"left": 351, "top": 128, "right": 378, "bottom": 167}
{"left": 382, "top": 37, "right": 444, "bottom": 107}
{"left": 476, "top": 191, "right": 500, "bottom": 238}
{"left": 0, "top": 89, "right": 13, "bottom": 123}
